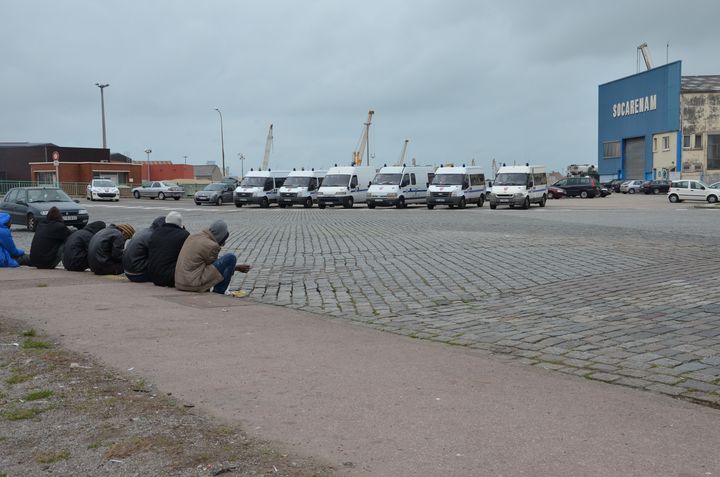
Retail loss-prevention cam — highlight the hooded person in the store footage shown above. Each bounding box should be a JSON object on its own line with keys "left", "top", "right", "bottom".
{"left": 123, "top": 215, "right": 165, "bottom": 283}
{"left": 175, "top": 219, "right": 251, "bottom": 294}
{"left": 146, "top": 211, "right": 190, "bottom": 287}
{"left": 0, "top": 212, "right": 30, "bottom": 268}
{"left": 61, "top": 221, "right": 107, "bottom": 271}
{"left": 87, "top": 223, "right": 135, "bottom": 275}
{"left": 29, "top": 206, "right": 72, "bottom": 269}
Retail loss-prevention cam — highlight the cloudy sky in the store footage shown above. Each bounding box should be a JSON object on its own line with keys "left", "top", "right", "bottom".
{"left": 3, "top": 0, "right": 720, "bottom": 176}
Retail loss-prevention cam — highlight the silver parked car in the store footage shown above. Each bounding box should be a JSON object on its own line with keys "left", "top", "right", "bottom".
{"left": 131, "top": 181, "right": 184, "bottom": 200}
{"left": 619, "top": 180, "right": 644, "bottom": 194}
{"left": 194, "top": 183, "right": 234, "bottom": 206}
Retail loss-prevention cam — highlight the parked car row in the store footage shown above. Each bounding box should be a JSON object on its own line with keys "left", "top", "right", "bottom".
{"left": 667, "top": 180, "right": 720, "bottom": 203}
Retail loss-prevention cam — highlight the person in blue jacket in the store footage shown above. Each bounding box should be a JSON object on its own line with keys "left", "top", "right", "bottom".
{"left": 0, "top": 212, "right": 29, "bottom": 267}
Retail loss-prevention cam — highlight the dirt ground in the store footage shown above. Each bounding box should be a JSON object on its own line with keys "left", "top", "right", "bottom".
{"left": 0, "top": 318, "right": 337, "bottom": 477}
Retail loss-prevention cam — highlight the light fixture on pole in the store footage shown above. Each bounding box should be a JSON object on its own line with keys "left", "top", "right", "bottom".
{"left": 214, "top": 108, "right": 226, "bottom": 177}
{"left": 237, "top": 153, "right": 245, "bottom": 177}
{"left": 95, "top": 83, "right": 109, "bottom": 149}
{"left": 183, "top": 155, "right": 188, "bottom": 164}
{"left": 144, "top": 148, "right": 152, "bottom": 181}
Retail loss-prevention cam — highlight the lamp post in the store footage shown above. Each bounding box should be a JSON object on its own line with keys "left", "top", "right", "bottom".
{"left": 144, "top": 148, "right": 152, "bottom": 181}
{"left": 95, "top": 83, "right": 109, "bottom": 149}
{"left": 237, "top": 153, "right": 245, "bottom": 177}
{"left": 214, "top": 108, "right": 226, "bottom": 177}
{"left": 183, "top": 155, "right": 188, "bottom": 164}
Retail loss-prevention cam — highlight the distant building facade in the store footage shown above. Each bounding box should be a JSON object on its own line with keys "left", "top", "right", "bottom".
{"left": 193, "top": 164, "right": 223, "bottom": 182}
{"left": 0, "top": 143, "right": 110, "bottom": 181}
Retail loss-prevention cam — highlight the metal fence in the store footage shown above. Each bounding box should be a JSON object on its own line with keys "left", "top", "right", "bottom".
{"left": 0, "top": 180, "right": 91, "bottom": 198}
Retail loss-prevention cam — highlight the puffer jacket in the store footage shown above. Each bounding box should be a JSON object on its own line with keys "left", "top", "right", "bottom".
{"left": 29, "top": 219, "right": 72, "bottom": 269}
{"left": 87, "top": 226, "right": 127, "bottom": 275}
{"left": 61, "top": 221, "right": 106, "bottom": 271}
{"left": 122, "top": 216, "right": 165, "bottom": 275}
{"left": 0, "top": 213, "right": 24, "bottom": 268}
{"left": 146, "top": 223, "right": 190, "bottom": 287}
{"left": 174, "top": 230, "right": 224, "bottom": 292}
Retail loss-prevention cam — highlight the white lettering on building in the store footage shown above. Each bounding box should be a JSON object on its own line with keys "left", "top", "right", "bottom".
{"left": 612, "top": 94, "right": 657, "bottom": 118}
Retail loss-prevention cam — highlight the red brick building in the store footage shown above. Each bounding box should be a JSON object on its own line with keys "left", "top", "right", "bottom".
{"left": 136, "top": 162, "right": 195, "bottom": 182}
{"left": 29, "top": 161, "right": 143, "bottom": 186}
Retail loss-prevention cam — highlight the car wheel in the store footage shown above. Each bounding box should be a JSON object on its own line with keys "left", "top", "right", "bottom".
{"left": 195, "top": 201, "right": 201, "bottom": 206}
{"left": 477, "top": 195, "right": 485, "bottom": 207}
{"left": 539, "top": 194, "right": 546, "bottom": 207}
{"left": 668, "top": 194, "right": 679, "bottom": 203}
{"left": 522, "top": 197, "right": 530, "bottom": 209}
{"left": 217, "top": 197, "right": 223, "bottom": 206}
{"left": 304, "top": 197, "right": 313, "bottom": 208}
{"left": 448, "top": 204, "right": 455, "bottom": 209}
{"left": 235, "top": 203, "right": 243, "bottom": 208}
{"left": 133, "top": 191, "right": 140, "bottom": 199}
{"left": 173, "top": 196, "right": 180, "bottom": 200}
{"left": 427, "top": 204, "right": 434, "bottom": 210}
{"left": 27, "top": 213, "right": 37, "bottom": 232}
{"left": 580, "top": 191, "right": 588, "bottom": 198}
{"left": 343, "top": 197, "right": 354, "bottom": 209}
{"left": 396, "top": 197, "right": 405, "bottom": 209}
{"left": 158, "top": 192, "right": 166, "bottom": 200}
{"left": 708, "top": 195, "right": 718, "bottom": 204}
{"left": 629, "top": 188, "right": 636, "bottom": 194}
{"left": 458, "top": 197, "right": 466, "bottom": 209}
{"left": 653, "top": 188, "right": 659, "bottom": 195}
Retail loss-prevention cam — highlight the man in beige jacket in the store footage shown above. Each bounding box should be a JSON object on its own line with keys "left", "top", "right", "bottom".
{"left": 174, "top": 220, "right": 250, "bottom": 294}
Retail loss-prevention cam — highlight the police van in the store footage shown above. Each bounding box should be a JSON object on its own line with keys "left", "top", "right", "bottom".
{"left": 488, "top": 164, "right": 547, "bottom": 209}
{"left": 426, "top": 165, "right": 486, "bottom": 209}
{"left": 277, "top": 169, "right": 326, "bottom": 208}
{"left": 317, "top": 165, "right": 376, "bottom": 209}
{"left": 233, "top": 169, "right": 290, "bottom": 208}
{"left": 366, "top": 165, "right": 435, "bottom": 208}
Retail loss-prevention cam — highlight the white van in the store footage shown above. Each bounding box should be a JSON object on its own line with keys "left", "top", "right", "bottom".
{"left": 488, "top": 164, "right": 547, "bottom": 209}
{"left": 278, "top": 169, "right": 326, "bottom": 208}
{"left": 426, "top": 165, "right": 486, "bottom": 209}
{"left": 317, "top": 165, "right": 376, "bottom": 209}
{"left": 367, "top": 165, "right": 435, "bottom": 208}
{"left": 233, "top": 169, "right": 290, "bottom": 208}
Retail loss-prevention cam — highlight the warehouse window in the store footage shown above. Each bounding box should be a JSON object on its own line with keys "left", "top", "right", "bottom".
{"left": 662, "top": 136, "right": 670, "bottom": 151}
{"left": 653, "top": 138, "right": 658, "bottom": 152}
{"left": 683, "top": 135, "right": 691, "bottom": 149}
{"left": 694, "top": 134, "right": 702, "bottom": 149}
{"left": 708, "top": 135, "right": 720, "bottom": 169}
{"left": 603, "top": 141, "right": 621, "bottom": 159}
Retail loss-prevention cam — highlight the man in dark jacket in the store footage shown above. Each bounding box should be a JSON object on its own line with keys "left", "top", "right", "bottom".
{"left": 88, "top": 223, "right": 135, "bottom": 275}
{"left": 61, "top": 221, "right": 106, "bottom": 271}
{"left": 29, "top": 207, "right": 72, "bottom": 269}
{"left": 146, "top": 211, "right": 189, "bottom": 287}
{"left": 123, "top": 216, "right": 165, "bottom": 282}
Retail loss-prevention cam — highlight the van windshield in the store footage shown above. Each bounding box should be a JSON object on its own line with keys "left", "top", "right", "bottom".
{"left": 284, "top": 176, "right": 312, "bottom": 187}
{"left": 432, "top": 174, "right": 463, "bottom": 186}
{"left": 322, "top": 174, "right": 350, "bottom": 187}
{"left": 240, "top": 177, "right": 266, "bottom": 187}
{"left": 373, "top": 173, "right": 402, "bottom": 185}
{"left": 495, "top": 173, "right": 529, "bottom": 186}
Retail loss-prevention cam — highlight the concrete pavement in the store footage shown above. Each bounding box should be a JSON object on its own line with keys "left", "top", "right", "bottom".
{"left": 1, "top": 267, "right": 719, "bottom": 476}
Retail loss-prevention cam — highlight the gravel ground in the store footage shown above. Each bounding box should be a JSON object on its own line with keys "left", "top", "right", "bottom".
{"left": 0, "top": 318, "right": 336, "bottom": 477}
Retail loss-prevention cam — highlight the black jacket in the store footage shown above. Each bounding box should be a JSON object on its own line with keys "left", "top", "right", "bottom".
{"left": 122, "top": 216, "right": 165, "bottom": 275}
{"left": 146, "top": 223, "right": 190, "bottom": 287}
{"left": 88, "top": 226, "right": 127, "bottom": 275}
{"left": 29, "top": 220, "right": 72, "bottom": 269}
{"left": 61, "top": 221, "right": 106, "bottom": 271}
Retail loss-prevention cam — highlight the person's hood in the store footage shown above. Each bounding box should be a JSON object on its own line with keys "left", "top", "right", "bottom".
{"left": 208, "top": 220, "right": 229, "bottom": 245}
{"left": 151, "top": 216, "right": 166, "bottom": 229}
{"left": 0, "top": 212, "right": 10, "bottom": 227}
{"left": 84, "top": 221, "right": 106, "bottom": 234}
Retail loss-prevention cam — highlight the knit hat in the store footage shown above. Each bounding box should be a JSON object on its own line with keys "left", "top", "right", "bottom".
{"left": 150, "top": 216, "right": 166, "bottom": 229}
{"left": 116, "top": 223, "right": 135, "bottom": 240}
{"left": 166, "top": 211, "right": 183, "bottom": 227}
{"left": 208, "top": 220, "right": 229, "bottom": 245}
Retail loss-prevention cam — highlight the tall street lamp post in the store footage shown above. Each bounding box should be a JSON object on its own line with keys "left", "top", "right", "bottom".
{"left": 237, "top": 153, "right": 245, "bottom": 177}
{"left": 144, "top": 148, "right": 152, "bottom": 181}
{"left": 214, "top": 108, "right": 226, "bottom": 177}
{"left": 95, "top": 83, "right": 109, "bottom": 149}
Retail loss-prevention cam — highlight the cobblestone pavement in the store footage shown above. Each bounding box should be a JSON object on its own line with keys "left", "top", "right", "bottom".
{"left": 11, "top": 196, "right": 720, "bottom": 405}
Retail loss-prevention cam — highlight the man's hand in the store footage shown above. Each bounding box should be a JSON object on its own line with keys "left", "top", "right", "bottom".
{"left": 235, "top": 264, "right": 251, "bottom": 273}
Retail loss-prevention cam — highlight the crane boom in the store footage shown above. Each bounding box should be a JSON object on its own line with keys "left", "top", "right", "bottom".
{"left": 352, "top": 110, "right": 374, "bottom": 166}
{"left": 260, "top": 124, "right": 273, "bottom": 170}
{"left": 395, "top": 139, "right": 409, "bottom": 166}
{"left": 638, "top": 42, "right": 654, "bottom": 70}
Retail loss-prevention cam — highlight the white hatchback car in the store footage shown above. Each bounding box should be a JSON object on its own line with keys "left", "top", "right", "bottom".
{"left": 86, "top": 179, "right": 120, "bottom": 201}
{"left": 667, "top": 180, "right": 720, "bottom": 203}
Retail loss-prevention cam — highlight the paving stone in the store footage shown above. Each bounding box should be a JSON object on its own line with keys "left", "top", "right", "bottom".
{"left": 589, "top": 373, "right": 621, "bottom": 383}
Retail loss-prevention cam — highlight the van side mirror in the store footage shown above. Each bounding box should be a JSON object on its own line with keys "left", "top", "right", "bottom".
{"left": 368, "top": 181, "right": 372, "bottom": 187}
{"left": 426, "top": 182, "right": 430, "bottom": 188}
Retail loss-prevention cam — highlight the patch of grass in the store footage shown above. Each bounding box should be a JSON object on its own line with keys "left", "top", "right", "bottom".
{"left": 87, "top": 441, "right": 103, "bottom": 450}
{"left": 22, "top": 339, "right": 51, "bottom": 349}
{"left": 22, "top": 328, "right": 37, "bottom": 337}
{"left": 104, "top": 435, "right": 171, "bottom": 459}
{"left": 36, "top": 283, "right": 48, "bottom": 288}
{"left": 3, "top": 407, "right": 44, "bottom": 421}
{"left": 23, "top": 389, "right": 53, "bottom": 401}
{"left": 35, "top": 450, "right": 70, "bottom": 464}
{"left": 6, "top": 372, "right": 32, "bottom": 385}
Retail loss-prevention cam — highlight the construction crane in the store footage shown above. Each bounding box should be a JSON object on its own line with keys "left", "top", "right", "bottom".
{"left": 637, "top": 42, "right": 654, "bottom": 71}
{"left": 395, "top": 139, "right": 409, "bottom": 166}
{"left": 352, "top": 110, "right": 374, "bottom": 166}
{"left": 260, "top": 124, "right": 273, "bottom": 170}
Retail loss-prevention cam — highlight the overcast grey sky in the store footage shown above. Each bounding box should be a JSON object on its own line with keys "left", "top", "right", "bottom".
{"left": 2, "top": 0, "right": 719, "bottom": 175}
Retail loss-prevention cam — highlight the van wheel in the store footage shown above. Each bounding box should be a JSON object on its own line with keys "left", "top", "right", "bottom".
{"left": 304, "top": 197, "right": 313, "bottom": 208}
{"left": 318, "top": 203, "right": 326, "bottom": 209}
{"left": 708, "top": 195, "right": 718, "bottom": 204}
{"left": 539, "top": 195, "right": 546, "bottom": 207}
{"left": 668, "top": 194, "right": 679, "bottom": 203}
{"left": 367, "top": 202, "right": 376, "bottom": 209}
{"left": 580, "top": 191, "right": 588, "bottom": 198}
{"left": 458, "top": 197, "right": 466, "bottom": 209}
{"left": 343, "top": 197, "right": 354, "bottom": 208}
{"left": 477, "top": 195, "right": 485, "bottom": 207}
{"left": 522, "top": 197, "right": 530, "bottom": 209}
{"left": 427, "top": 204, "right": 434, "bottom": 210}
{"left": 235, "top": 203, "right": 243, "bottom": 208}
{"left": 396, "top": 197, "right": 405, "bottom": 209}
{"left": 490, "top": 203, "right": 497, "bottom": 210}
{"left": 260, "top": 197, "right": 270, "bottom": 208}
{"left": 278, "top": 203, "right": 287, "bottom": 208}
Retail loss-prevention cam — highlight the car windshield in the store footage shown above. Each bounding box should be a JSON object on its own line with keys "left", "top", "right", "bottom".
{"left": 494, "top": 173, "right": 528, "bottom": 186}
{"left": 322, "top": 174, "right": 351, "bottom": 187}
{"left": 27, "top": 189, "right": 72, "bottom": 203}
{"left": 432, "top": 174, "right": 463, "bottom": 186}
{"left": 373, "top": 173, "right": 402, "bottom": 185}
{"left": 163, "top": 182, "right": 179, "bottom": 187}
{"left": 93, "top": 180, "right": 115, "bottom": 187}
{"left": 284, "top": 176, "right": 312, "bottom": 187}
{"left": 204, "top": 183, "right": 225, "bottom": 191}
{"left": 240, "top": 177, "right": 267, "bottom": 187}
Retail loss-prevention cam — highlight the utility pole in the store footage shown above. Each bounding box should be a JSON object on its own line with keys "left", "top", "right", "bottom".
{"left": 144, "top": 148, "right": 152, "bottom": 181}
{"left": 237, "top": 153, "right": 245, "bottom": 177}
{"left": 95, "top": 83, "right": 109, "bottom": 149}
{"left": 214, "top": 108, "right": 226, "bottom": 177}
{"left": 183, "top": 155, "right": 188, "bottom": 164}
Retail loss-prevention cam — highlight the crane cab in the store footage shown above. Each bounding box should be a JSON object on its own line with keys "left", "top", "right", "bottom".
{"left": 367, "top": 165, "right": 435, "bottom": 208}
{"left": 234, "top": 169, "right": 290, "bottom": 208}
